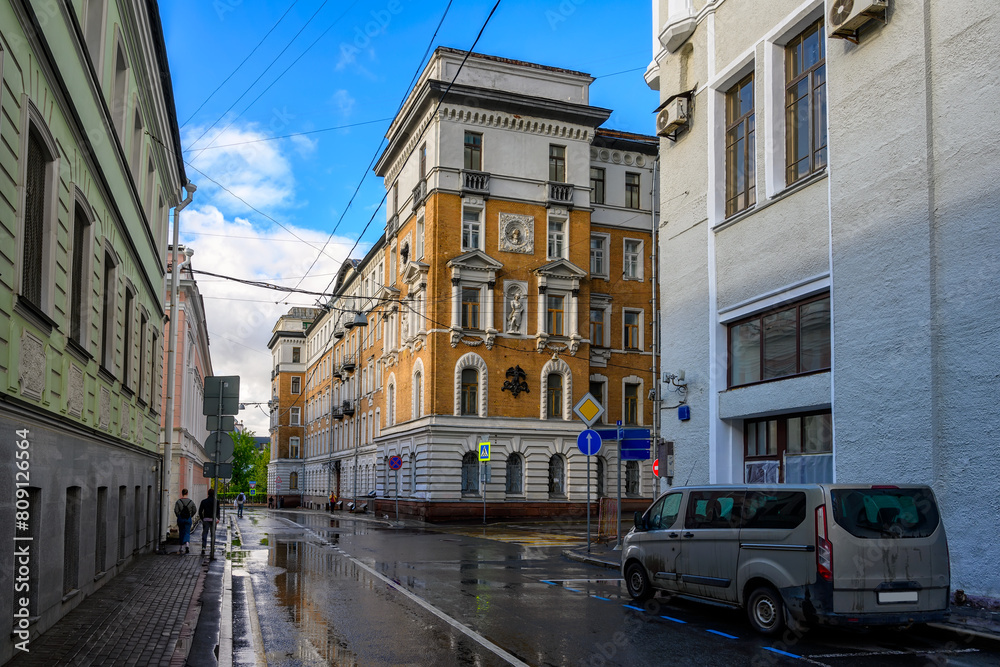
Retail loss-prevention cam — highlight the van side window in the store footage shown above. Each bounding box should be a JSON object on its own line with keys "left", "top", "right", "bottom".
{"left": 685, "top": 490, "right": 744, "bottom": 529}
{"left": 742, "top": 491, "right": 807, "bottom": 529}
{"left": 649, "top": 493, "right": 682, "bottom": 529}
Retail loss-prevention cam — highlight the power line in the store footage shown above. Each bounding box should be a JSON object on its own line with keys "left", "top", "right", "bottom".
{"left": 187, "top": 118, "right": 394, "bottom": 151}
{"left": 180, "top": 0, "right": 301, "bottom": 128}
{"left": 183, "top": 0, "right": 333, "bottom": 154}
{"left": 186, "top": 0, "right": 362, "bottom": 160}
{"left": 282, "top": 0, "right": 458, "bottom": 301}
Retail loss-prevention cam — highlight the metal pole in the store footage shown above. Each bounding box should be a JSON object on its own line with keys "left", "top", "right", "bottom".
{"left": 210, "top": 388, "right": 222, "bottom": 561}
{"left": 395, "top": 469, "right": 399, "bottom": 522}
{"left": 587, "top": 454, "right": 591, "bottom": 553}
{"left": 482, "top": 461, "right": 487, "bottom": 526}
{"left": 616, "top": 441, "right": 622, "bottom": 550}
{"left": 160, "top": 184, "right": 195, "bottom": 547}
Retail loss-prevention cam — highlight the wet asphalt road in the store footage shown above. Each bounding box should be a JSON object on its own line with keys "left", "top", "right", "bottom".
{"left": 229, "top": 508, "right": 998, "bottom": 667}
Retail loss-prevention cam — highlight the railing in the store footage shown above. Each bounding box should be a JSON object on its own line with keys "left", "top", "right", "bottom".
{"left": 547, "top": 181, "right": 573, "bottom": 208}
{"left": 331, "top": 407, "right": 344, "bottom": 420}
{"left": 332, "top": 366, "right": 342, "bottom": 379}
{"left": 387, "top": 213, "right": 399, "bottom": 236}
{"left": 462, "top": 170, "right": 490, "bottom": 197}
{"left": 342, "top": 399, "right": 355, "bottom": 416}
{"left": 411, "top": 179, "right": 427, "bottom": 211}
{"left": 342, "top": 355, "right": 356, "bottom": 372}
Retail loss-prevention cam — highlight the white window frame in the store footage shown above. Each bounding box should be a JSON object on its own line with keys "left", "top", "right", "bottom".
{"left": 460, "top": 283, "right": 484, "bottom": 331}
{"left": 290, "top": 407, "right": 301, "bottom": 426}
{"left": 454, "top": 353, "right": 488, "bottom": 418}
{"left": 622, "top": 308, "right": 643, "bottom": 351}
{"left": 547, "top": 215, "right": 567, "bottom": 260}
{"left": 461, "top": 204, "right": 483, "bottom": 251}
{"left": 622, "top": 238, "right": 643, "bottom": 281}
{"left": 412, "top": 359, "right": 424, "bottom": 419}
{"left": 290, "top": 376, "right": 301, "bottom": 394}
{"left": 539, "top": 357, "right": 572, "bottom": 420}
{"left": 590, "top": 233, "right": 609, "bottom": 278}
{"left": 289, "top": 437, "right": 300, "bottom": 458}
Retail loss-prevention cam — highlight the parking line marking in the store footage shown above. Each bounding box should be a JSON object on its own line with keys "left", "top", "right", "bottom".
{"left": 706, "top": 629, "right": 739, "bottom": 639}
{"left": 763, "top": 647, "right": 802, "bottom": 659}
{"left": 591, "top": 595, "right": 611, "bottom": 601}
{"left": 540, "top": 580, "right": 558, "bottom": 586}
{"left": 660, "top": 615, "right": 687, "bottom": 624}
{"left": 564, "top": 588, "right": 582, "bottom": 592}
{"left": 623, "top": 604, "right": 646, "bottom": 612}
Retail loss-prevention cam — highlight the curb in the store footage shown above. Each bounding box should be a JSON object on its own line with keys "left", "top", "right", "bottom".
{"left": 562, "top": 549, "right": 619, "bottom": 570}
{"left": 927, "top": 622, "right": 1000, "bottom": 646}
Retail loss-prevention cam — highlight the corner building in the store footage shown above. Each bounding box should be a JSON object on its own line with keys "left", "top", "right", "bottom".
{"left": 299, "top": 48, "right": 659, "bottom": 520}
{"left": 646, "top": 0, "right": 1000, "bottom": 596}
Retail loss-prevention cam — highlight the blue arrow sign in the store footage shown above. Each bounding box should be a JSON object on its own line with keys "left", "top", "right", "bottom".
{"left": 577, "top": 429, "right": 602, "bottom": 456}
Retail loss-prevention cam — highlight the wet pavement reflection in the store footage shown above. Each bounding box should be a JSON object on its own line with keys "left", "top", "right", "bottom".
{"left": 230, "top": 508, "right": 1000, "bottom": 667}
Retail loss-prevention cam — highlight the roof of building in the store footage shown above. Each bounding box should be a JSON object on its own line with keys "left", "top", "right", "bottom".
{"left": 593, "top": 128, "right": 659, "bottom": 155}
{"left": 434, "top": 46, "right": 591, "bottom": 79}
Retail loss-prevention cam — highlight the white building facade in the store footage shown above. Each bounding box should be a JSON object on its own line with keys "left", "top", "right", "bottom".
{"left": 648, "top": 0, "right": 1000, "bottom": 597}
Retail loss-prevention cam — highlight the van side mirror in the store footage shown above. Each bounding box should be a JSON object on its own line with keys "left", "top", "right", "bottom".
{"left": 634, "top": 511, "right": 645, "bottom": 531}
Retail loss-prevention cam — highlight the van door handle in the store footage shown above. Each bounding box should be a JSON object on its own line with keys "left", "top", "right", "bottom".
{"left": 668, "top": 532, "right": 679, "bottom": 538}
{"left": 682, "top": 532, "right": 694, "bottom": 538}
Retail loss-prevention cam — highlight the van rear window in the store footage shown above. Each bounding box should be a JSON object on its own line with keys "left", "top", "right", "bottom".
{"left": 831, "top": 488, "right": 940, "bottom": 539}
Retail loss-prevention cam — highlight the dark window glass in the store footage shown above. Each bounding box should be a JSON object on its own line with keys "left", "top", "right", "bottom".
{"left": 742, "top": 491, "right": 807, "bottom": 529}
{"left": 464, "top": 132, "right": 482, "bottom": 171}
{"left": 23, "top": 131, "right": 48, "bottom": 307}
{"left": 461, "top": 451, "right": 479, "bottom": 494}
{"left": 101, "top": 253, "right": 116, "bottom": 369}
{"left": 646, "top": 492, "right": 683, "bottom": 529}
{"left": 625, "top": 460, "right": 640, "bottom": 495}
{"left": 684, "top": 490, "right": 744, "bottom": 529}
{"left": 785, "top": 20, "right": 827, "bottom": 185}
{"left": 549, "top": 145, "right": 566, "bottom": 182}
{"left": 505, "top": 454, "right": 523, "bottom": 494}
{"left": 624, "top": 383, "right": 638, "bottom": 425}
{"left": 547, "top": 373, "right": 562, "bottom": 418}
{"left": 831, "top": 488, "right": 940, "bottom": 539}
{"left": 590, "top": 308, "right": 605, "bottom": 346}
{"left": 596, "top": 456, "right": 606, "bottom": 497}
{"left": 726, "top": 73, "right": 756, "bottom": 217}
{"left": 590, "top": 167, "right": 605, "bottom": 204}
{"left": 729, "top": 295, "right": 830, "bottom": 387}
{"left": 625, "top": 172, "right": 641, "bottom": 209}
{"left": 70, "top": 205, "right": 89, "bottom": 342}
{"left": 461, "top": 368, "right": 478, "bottom": 415}
{"left": 548, "top": 455, "right": 565, "bottom": 495}
{"left": 624, "top": 311, "right": 640, "bottom": 350}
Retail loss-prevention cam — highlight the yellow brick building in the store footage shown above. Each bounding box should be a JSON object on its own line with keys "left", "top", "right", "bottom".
{"left": 295, "top": 48, "right": 659, "bottom": 520}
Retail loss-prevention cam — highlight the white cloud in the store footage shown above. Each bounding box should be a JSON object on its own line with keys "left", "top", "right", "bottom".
{"left": 178, "top": 205, "right": 357, "bottom": 436}
{"left": 183, "top": 123, "right": 297, "bottom": 212}
{"left": 330, "top": 89, "right": 356, "bottom": 117}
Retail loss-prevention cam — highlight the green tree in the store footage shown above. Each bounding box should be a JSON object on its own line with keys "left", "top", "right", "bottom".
{"left": 251, "top": 445, "right": 269, "bottom": 495}
{"left": 229, "top": 429, "right": 258, "bottom": 492}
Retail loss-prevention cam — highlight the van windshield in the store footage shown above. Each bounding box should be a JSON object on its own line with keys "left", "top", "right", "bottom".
{"left": 831, "top": 488, "right": 940, "bottom": 539}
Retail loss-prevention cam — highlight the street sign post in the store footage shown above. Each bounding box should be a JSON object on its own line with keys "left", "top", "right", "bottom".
{"left": 202, "top": 462, "right": 232, "bottom": 479}
{"left": 478, "top": 442, "right": 491, "bottom": 461}
{"left": 652, "top": 458, "right": 659, "bottom": 476}
{"left": 204, "top": 432, "right": 235, "bottom": 462}
{"left": 203, "top": 376, "right": 239, "bottom": 561}
{"left": 577, "top": 429, "right": 603, "bottom": 552}
{"left": 478, "top": 441, "right": 491, "bottom": 524}
{"left": 389, "top": 455, "right": 403, "bottom": 521}
{"left": 249, "top": 488, "right": 255, "bottom": 497}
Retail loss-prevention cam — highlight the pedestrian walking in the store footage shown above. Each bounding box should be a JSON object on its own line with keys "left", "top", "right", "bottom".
{"left": 174, "top": 489, "right": 197, "bottom": 554}
{"left": 235, "top": 491, "right": 246, "bottom": 518}
{"left": 198, "top": 488, "right": 221, "bottom": 556}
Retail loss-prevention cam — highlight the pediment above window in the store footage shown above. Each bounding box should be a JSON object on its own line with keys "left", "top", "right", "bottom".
{"left": 448, "top": 249, "right": 503, "bottom": 283}
{"left": 402, "top": 261, "right": 429, "bottom": 286}
{"left": 534, "top": 258, "right": 587, "bottom": 281}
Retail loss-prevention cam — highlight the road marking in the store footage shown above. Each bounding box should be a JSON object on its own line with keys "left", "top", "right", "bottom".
{"left": 763, "top": 647, "right": 802, "bottom": 659}
{"left": 660, "top": 615, "right": 687, "bottom": 624}
{"left": 623, "top": 604, "right": 646, "bottom": 612}
{"left": 706, "top": 629, "right": 739, "bottom": 639}
{"left": 591, "top": 595, "right": 611, "bottom": 601}
{"left": 541, "top": 580, "right": 558, "bottom": 586}
{"left": 539, "top": 578, "right": 624, "bottom": 583}
{"left": 337, "top": 548, "right": 530, "bottom": 666}
{"left": 564, "top": 588, "right": 582, "bottom": 592}
{"left": 810, "top": 648, "right": 979, "bottom": 658}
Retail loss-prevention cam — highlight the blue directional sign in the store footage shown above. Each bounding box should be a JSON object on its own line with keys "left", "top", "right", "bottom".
{"left": 577, "top": 429, "right": 602, "bottom": 456}
{"left": 621, "top": 448, "right": 651, "bottom": 461}
{"left": 594, "top": 428, "right": 651, "bottom": 441}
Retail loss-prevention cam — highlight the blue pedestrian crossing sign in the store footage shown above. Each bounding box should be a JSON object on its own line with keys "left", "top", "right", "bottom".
{"left": 577, "top": 429, "right": 602, "bottom": 456}
{"left": 479, "top": 442, "right": 491, "bottom": 462}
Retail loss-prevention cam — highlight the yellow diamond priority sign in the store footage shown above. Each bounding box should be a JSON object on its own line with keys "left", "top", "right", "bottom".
{"left": 573, "top": 393, "right": 605, "bottom": 427}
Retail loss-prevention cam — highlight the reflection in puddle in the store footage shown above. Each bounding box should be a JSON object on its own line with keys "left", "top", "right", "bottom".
{"left": 269, "top": 537, "right": 369, "bottom": 665}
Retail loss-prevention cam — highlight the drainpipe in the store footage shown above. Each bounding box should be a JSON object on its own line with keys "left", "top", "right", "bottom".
{"left": 160, "top": 182, "right": 196, "bottom": 548}
{"left": 650, "top": 156, "right": 663, "bottom": 495}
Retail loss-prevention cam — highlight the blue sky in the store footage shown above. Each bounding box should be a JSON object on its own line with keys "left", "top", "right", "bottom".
{"left": 158, "top": 0, "right": 657, "bottom": 432}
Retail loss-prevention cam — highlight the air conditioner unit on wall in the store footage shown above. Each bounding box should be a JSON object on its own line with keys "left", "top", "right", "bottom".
{"left": 656, "top": 97, "right": 689, "bottom": 138}
{"left": 828, "top": 0, "right": 888, "bottom": 40}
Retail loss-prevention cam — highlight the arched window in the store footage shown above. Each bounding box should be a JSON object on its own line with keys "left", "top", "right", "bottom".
{"left": 461, "top": 369, "right": 478, "bottom": 415}
{"left": 461, "top": 451, "right": 479, "bottom": 495}
{"left": 454, "top": 353, "right": 488, "bottom": 417}
{"left": 548, "top": 454, "right": 565, "bottom": 497}
{"left": 387, "top": 383, "right": 395, "bottom": 426}
{"left": 413, "top": 369, "right": 423, "bottom": 418}
{"left": 21, "top": 118, "right": 58, "bottom": 315}
{"left": 596, "top": 456, "right": 606, "bottom": 498}
{"left": 626, "top": 460, "right": 640, "bottom": 496}
{"left": 70, "top": 197, "right": 94, "bottom": 345}
{"left": 289, "top": 472, "right": 298, "bottom": 490}
{"left": 546, "top": 373, "right": 562, "bottom": 418}
{"left": 505, "top": 453, "right": 523, "bottom": 494}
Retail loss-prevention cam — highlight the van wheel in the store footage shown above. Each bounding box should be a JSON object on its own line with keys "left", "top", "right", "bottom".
{"left": 747, "top": 585, "right": 785, "bottom": 636}
{"left": 625, "top": 562, "right": 653, "bottom": 602}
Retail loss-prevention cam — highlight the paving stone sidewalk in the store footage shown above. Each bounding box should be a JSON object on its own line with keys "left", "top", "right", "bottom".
{"left": 5, "top": 553, "right": 209, "bottom": 667}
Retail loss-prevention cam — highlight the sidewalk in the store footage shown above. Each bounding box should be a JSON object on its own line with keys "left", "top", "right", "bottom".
{"left": 563, "top": 542, "right": 1000, "bottom": 644}
{"left": 4, "top": 529, "right": 227, "bottom": 667}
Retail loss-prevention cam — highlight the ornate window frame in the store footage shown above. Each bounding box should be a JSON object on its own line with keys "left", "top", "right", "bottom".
{"left": 454, "top": 352, "right": 488, "bottom": 417}
{"left": 539, "top": 357, "right": 572, "bottom": 420}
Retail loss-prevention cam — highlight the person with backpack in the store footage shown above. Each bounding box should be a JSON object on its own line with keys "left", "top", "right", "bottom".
{"left": 198, "top": 488, "right": 221, "bottom": 556}
{"left": 235, "top": 491, "right": 246, "bottom": 518}
{"left": 173, "top": 489, "right": 197, "bottom": 554}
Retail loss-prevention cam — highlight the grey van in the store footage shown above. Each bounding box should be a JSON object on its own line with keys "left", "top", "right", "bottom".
{"left": 621, "top": 484, "right": 949, "bottom": 635}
